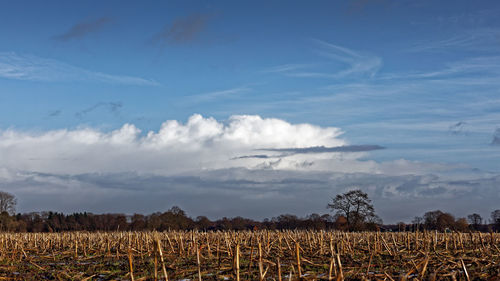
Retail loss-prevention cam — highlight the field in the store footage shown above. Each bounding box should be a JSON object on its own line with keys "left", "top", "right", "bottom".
{"left": 0, "top": 231, "right": 499, "bottom": 281}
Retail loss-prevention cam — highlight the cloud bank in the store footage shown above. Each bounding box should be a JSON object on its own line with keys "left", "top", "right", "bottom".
{"left": 0, "top": 114, "right": 497, "bottom": 222}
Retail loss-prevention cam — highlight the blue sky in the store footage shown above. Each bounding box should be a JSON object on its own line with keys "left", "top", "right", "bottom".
{"left": 1, "top": 0, "right": 500, "bottom": 222}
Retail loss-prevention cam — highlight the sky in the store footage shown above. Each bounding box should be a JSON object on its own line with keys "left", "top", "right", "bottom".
{"left": 1, "top": 0, "right": 500, "bottom": 223}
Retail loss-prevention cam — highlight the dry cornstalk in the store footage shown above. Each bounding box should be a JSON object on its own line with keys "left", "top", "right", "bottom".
{"left": 156, "top": 237, "right": 169, "bottom": 281}
{"left": 127, "top": 248, "right": 135, "bottom": 281}
{"left": 336, "top": 254, "right": 344, "bottom": 281}
{"left": 234, "top": 243, "right": 240, "bottom": 281}
{"left": 196, "top": 244, "right": 202, "bottom": 281}
{"left": 295, "top": 242, "right": 302, "bottom": 278}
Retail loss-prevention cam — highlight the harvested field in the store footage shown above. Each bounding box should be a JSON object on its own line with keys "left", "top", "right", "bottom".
{"left": 0, "top": 231, "right": 499, "bottom": 280}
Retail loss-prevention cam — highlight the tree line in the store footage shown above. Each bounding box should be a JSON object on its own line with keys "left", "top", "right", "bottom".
{"left": 0, "top": 190, "right": 499, "bottom": 232}
{"left": 405, "top": 209, "right": 500, "bottom": 232}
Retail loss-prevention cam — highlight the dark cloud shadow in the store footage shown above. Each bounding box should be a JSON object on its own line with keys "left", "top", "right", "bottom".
{"left": 231, "top": 155, "right": 273, "bottom": 160}
{"left": 232, "top": 145, "right": 385, "bottom": 160}
{"left": 75, "top": 102, "right": 123, "bottom": 119}
{"left": 151, "top": 13, "right": 214, "bottom": 48}
{"left": 258, "top": 145, "right": 385, "bottom": 154}
{"left": 449, "top": 121, "right": 468, "bottom": 135}
{"left": 491, "top": 128, "right": 500, "bottom": 145}
{"left": 47, "top": 110, "right": 62, "bottom": 118}
{"left": 53, "top": 17, "right": 112, "bottom": 41}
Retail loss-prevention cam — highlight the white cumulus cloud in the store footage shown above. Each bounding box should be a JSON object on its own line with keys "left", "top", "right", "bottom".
{"left": 0, "top": 114, "right": 347, "bottom": 175}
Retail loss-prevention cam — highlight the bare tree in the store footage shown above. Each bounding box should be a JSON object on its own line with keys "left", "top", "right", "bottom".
{"left": 412, "top": 216, "right": 423, "bottom": 231}
{"left": 423, "top": 210, "right": 444, "bottom": 230}
{"left": 327, "top": 189, "right": 377, "bottom": 230}
{"left": 436, "top": 212, "right": 455, "bottom": 232}
{"left": 455, "top": 218, "right": 469, "bottom": 232}
{"left": 492, "top": 210, "right": 500, "bottom": 230}
{"left": 397, "top": 222, "right": 406, "bottom": 232}
{"left": 0, "top": 191, "right": 17, "bottom": 215}
{"left": 467, "top": 213, "right": 482, "bottom": 230}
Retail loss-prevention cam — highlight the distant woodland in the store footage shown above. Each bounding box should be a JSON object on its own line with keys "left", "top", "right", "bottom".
{"left": 1, "top": 190, "right": 499, "bottom": 232}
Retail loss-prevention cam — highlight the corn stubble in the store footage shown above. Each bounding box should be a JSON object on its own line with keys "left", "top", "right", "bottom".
{"left": 0, "top": 231, "right": 498, "bottom": 280}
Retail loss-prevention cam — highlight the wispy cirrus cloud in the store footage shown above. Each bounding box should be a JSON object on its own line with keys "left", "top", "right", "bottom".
{"left": 407, "top": 28, "right": 500, "bottom": 53}
{"left": 0, "top": 52, "right": 159, "bottom": 86}
{"left": 269, "top": 40, "right": 382, "bottom": 79}
{"left": 379, "top": 56, "right": 500, "bottom": 80}
{"left": 261, "top": 64, "right": 316, "bottom": 74}
{"left": 187, "top": 87, "right": 251, "bottom": 103}
{"left": 312, "top": 40, "right": 382, "bottom": 78}
{"left": 408, "top": 34, "right": 480, "bottom": 53}
{"left": 53, "top": 17, "right": 112, "bottom": 41}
